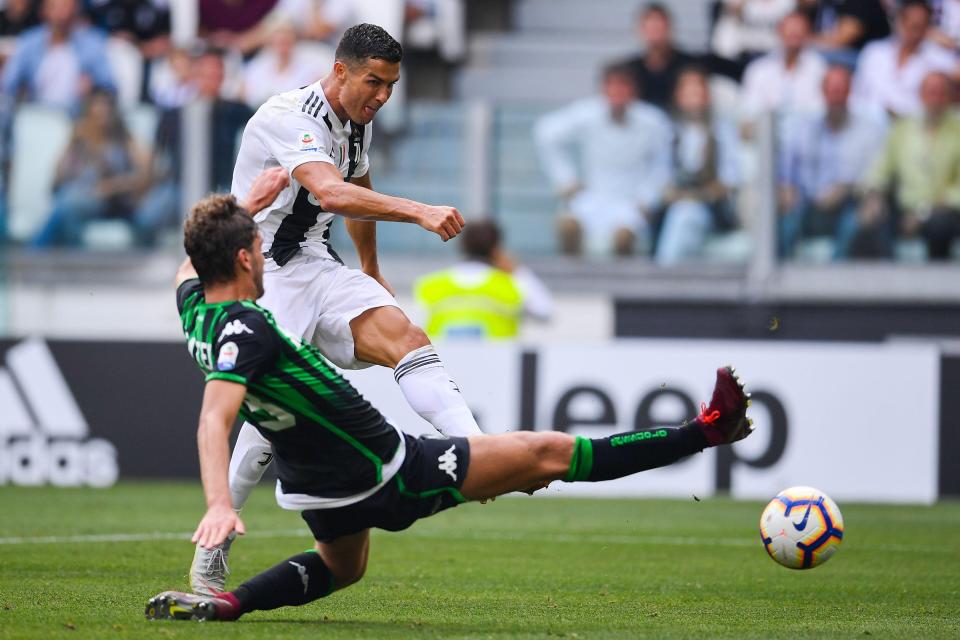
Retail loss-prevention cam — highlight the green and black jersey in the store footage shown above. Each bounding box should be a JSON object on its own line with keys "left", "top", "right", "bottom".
{"left": 176, "top": 278, "right": 402, "bottom": 500}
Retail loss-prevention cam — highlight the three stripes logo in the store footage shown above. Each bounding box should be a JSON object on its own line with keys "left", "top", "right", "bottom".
{"left": 0, "top": 338, "right": 118, "bottom": 487}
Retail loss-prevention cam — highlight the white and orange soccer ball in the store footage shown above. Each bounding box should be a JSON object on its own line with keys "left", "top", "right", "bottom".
{"left": 760, "top": 486, "right": 844, "bottom": 570}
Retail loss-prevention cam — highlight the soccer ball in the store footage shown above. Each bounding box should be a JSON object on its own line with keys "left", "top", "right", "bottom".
{"left": 759, "top": 486, "right": 844, "bottom": 570}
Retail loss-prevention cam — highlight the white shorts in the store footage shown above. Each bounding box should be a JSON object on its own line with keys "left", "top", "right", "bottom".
{"left": 258, "top": 253, "right": 399, "bottom": 369}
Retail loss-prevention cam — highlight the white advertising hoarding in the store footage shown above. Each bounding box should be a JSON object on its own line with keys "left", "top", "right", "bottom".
{"left": 344, "top": 340, "right": 940, "bottom": 504}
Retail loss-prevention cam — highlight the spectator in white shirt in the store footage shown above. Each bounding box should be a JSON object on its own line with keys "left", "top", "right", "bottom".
{"left": 241, "top": 18, "right": 328, "bottom": 108}
{"left": 273, "top": 0, "right": 356, "bottom": 44}
{"left": 778, "top": 65, "right": 887, "bottom": 258}
{"left": 712, "top": 0, "right": 797, "bottom": 63}
{"left": 740, "top": 11, "right": 828, "bottom": 120}
{"left": 534, "top": 62, "right": 672, "bottom": 257}
{"left": 852, "top": 0, "right": 957, "bottom": 117}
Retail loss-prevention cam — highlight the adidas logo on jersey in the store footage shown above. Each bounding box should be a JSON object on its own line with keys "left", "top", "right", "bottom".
{"left": 219, "top": 320, "right": 253, "bottom": 342}
{"left": 437, "top": 445, "right": 458, "bottom": 481}
{"left": 0, "top": 338, "right": 118, "bottom": 487}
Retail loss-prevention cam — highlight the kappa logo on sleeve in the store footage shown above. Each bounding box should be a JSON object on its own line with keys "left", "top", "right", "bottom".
{"left": 299, "top": 131, "right": 318, "bottom": 152}
{"left": 217, "top": 342, "right": 240, "bottom": 371}
{"left": 219, "top": 320, "right": 253, "bottom": 342}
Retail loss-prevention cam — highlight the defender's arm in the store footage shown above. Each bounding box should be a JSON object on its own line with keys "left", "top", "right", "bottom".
{"left": 175, "top": 168, "right": 292, "bottom": 288}
{"left": 192, "top": 380, "right": 248, "bottom": 549}
{"left": 293, "top": 161, "right": 465, "bottom": 241}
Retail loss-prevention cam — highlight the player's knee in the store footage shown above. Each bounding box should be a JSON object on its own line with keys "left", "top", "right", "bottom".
{"left": 384, "top": 323, "right": 431, "bottom": 367}
{"left": 526, "top": 432, "right": 575, "bottom": 478}
{"left": 328, "top": 559, "right": 367, "bottom": 590}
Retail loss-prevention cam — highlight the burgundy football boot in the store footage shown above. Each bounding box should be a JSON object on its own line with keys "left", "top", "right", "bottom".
{"left": 145, "top": 590, "right": 242, "bottom": 622}
{"left": 692, "top": 366, "right": 753, "bottom": 446}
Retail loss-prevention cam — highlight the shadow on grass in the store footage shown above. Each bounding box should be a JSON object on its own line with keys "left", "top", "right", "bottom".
{"left": 243, "top": 618, "right": 519, "bottom": 635}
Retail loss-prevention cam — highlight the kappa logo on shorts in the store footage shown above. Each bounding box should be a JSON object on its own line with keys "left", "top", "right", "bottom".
{"left": 437, "top": 444, "right": 458, "bottom": 481}
{"left": 219, "top": 320, "right": 253, "bottom": 342}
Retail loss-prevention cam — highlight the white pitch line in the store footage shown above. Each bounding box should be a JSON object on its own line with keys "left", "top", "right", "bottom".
{"left": 0, "top": 528, "right": 939, "bottom": 554}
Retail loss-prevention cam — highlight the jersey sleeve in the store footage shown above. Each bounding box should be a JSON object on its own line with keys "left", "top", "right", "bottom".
{"left": 175, "top": 278, "right": 204, "bottom": 315}
{"left": 206, "top": 311, "right": 279, "bottom": 386}
{"left": 256, "top": 109, "right": 337, "bottom": 175}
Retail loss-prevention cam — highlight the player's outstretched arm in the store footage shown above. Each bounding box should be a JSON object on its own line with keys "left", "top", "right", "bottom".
{"left": 192, "top": 380, "right": 248, "bottom": 549}
{"left": 345, "top": 172, "right": 395, "bottom": 295}
{"left": 293, "top": 161, "right": 466, "bottom": 241}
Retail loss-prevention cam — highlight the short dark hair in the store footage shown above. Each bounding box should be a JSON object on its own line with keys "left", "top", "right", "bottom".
{"left": 461, "top": 219, "right": 502, "bottom": 261}
{"left": 602, "top": 61, "right": 636, "bottom": 83}
{"left": 639, "top": 2, "right": 671, "bottom": 22}
{"left": 335, "top": 23, "right": 403, "bottom": 67}
{"left": 183, "top": 194, "right": 257, "bottom": 286}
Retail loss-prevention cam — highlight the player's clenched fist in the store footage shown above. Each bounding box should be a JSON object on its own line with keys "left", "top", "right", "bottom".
{"left": 417, "top": 205, "right": 466, "bottom": 241}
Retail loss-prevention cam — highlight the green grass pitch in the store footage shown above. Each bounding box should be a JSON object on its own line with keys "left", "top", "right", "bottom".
{"left": 1, "top": 483, "right": 958, "bottom": 639}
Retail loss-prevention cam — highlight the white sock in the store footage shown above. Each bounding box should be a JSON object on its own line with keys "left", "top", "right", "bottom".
{"left": 394, "top": 345, "right": 483, "bottom": 437}
{"left": 227, "top": 422, "right": 274, "bottom": 511}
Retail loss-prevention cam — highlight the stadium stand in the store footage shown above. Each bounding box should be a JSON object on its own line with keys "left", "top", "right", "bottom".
{"left": 2, "top": 0, "right": 960, "bottom": 343}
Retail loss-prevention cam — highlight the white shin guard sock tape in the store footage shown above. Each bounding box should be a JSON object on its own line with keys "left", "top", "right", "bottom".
{"left": 394, "top": 345, "right": 482, "bottom": 437}
{"left": 228, "top": 422, "right": 274, "bottom": 510}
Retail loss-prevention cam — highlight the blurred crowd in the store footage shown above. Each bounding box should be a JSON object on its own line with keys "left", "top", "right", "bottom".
{"left": 535, "top": 0, "right": 960, "bottom": 262}
{"left": 1, "top": 0, "right": 959, "bottom": 264}
{"left": 0, "top": 0, "right": 457, "bottom": 248}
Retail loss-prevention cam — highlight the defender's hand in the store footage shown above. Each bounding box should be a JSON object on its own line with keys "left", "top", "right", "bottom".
{"left": 418, "top": 205, "right": 465, "bottom": 242}
{"left": 192, "top": 504, "right": 245, "bottom": 549}
{"left": 242, "top": 167, "right": 290, "bottom": 215}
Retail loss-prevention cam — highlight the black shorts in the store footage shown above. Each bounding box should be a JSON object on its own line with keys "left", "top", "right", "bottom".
{"left": 301, "top": 434, "right": 471, "bottom": 543}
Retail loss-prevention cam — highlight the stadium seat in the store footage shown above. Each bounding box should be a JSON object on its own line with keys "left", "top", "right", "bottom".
{"left": 794, "top": 237, "right": 836, "bottom": 264}
{"left": 8, "top": 106, "right": 73, "bottom": 242}
{"left": 81, "top": 220, "right": 135, "bottom": 250}
{"left": 895, "top": 239, "right": 928, "bottom": 263}
{"left": 702, "top": 230, "right": 753, "bottom": 263}
{"left": 122, "top": 104, "right": 159, "bottom": 152}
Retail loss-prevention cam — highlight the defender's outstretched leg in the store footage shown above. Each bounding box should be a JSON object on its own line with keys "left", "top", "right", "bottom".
{"left": 461, "top": 367, "right": 752, "bottom": 500}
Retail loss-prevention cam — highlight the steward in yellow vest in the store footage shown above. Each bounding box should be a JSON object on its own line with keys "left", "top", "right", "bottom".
{"left": 414, "top": 220, "right": 552, "bottom": 339}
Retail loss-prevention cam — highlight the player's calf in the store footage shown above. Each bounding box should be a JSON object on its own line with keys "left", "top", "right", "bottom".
{"left": 150, "top": 550, "right": 337, "bottom": 622}
{"left": 462, "top": 431, "right": 575, "bottom": 499}
{"left": 562, "top": 366, "right": 752, "bottom": 483}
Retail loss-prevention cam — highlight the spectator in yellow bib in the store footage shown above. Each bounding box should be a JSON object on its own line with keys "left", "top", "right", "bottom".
{"left": 414, "top": 220, "right": 553, "bottom": 340}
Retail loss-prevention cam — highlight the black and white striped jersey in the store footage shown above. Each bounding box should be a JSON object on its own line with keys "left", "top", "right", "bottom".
{"left": 231, "top": 82, "right": 373, "bottom": 266}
